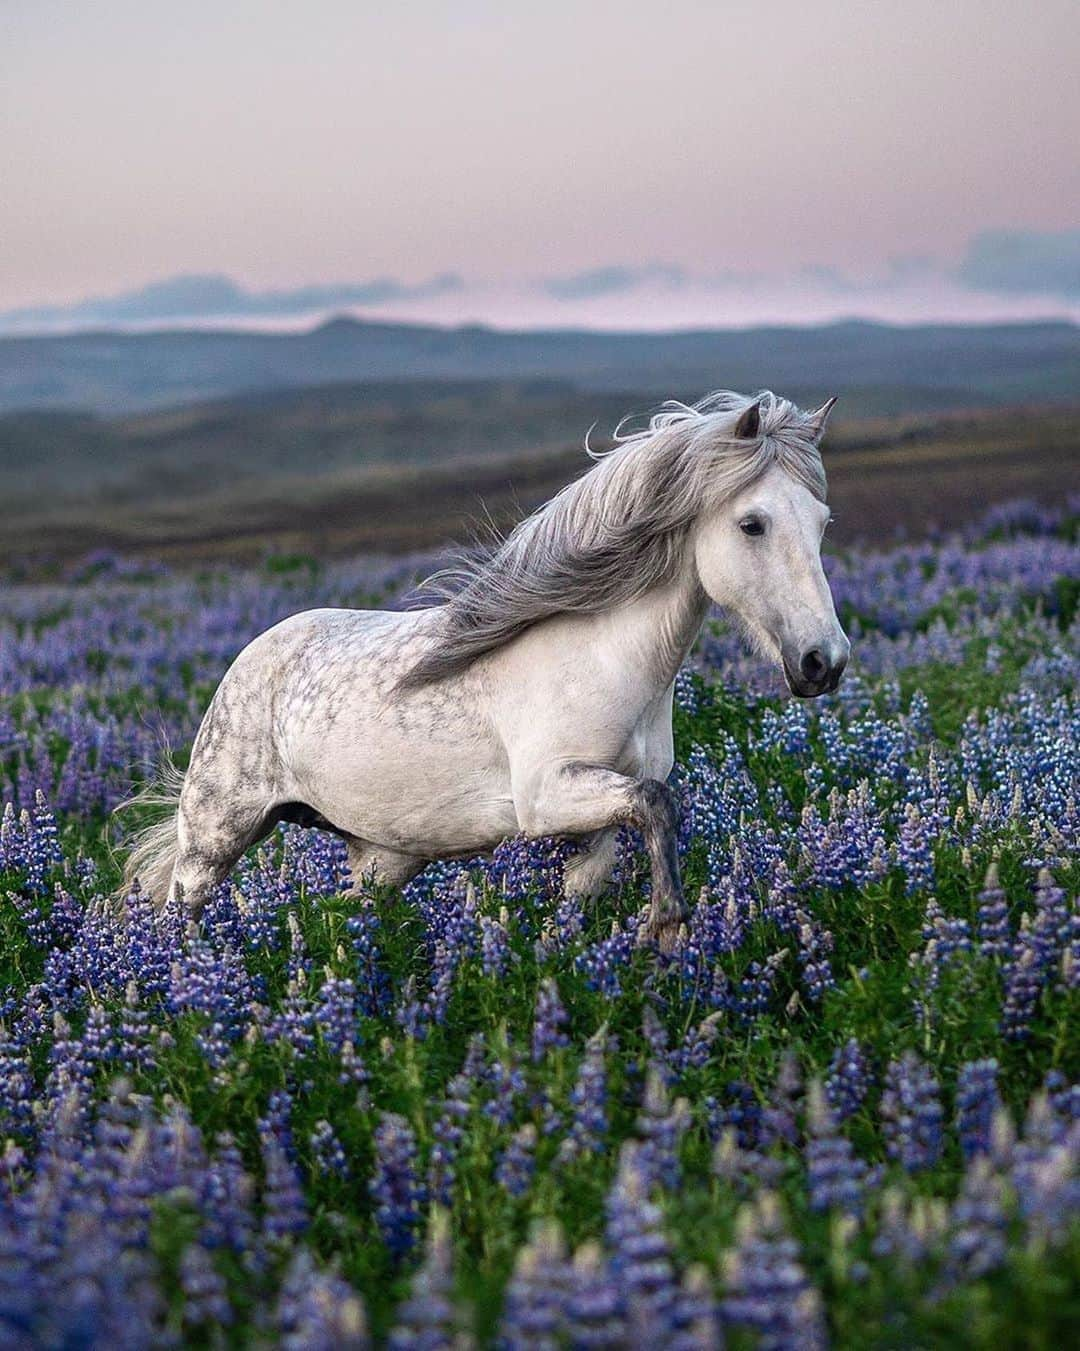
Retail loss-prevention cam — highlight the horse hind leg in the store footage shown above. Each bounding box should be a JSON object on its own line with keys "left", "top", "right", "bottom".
{"left": 343, "top": 836, "right": 426, "bottom": 896}
{"left": 564, "top": 827, "right": 620, "bottom": 901}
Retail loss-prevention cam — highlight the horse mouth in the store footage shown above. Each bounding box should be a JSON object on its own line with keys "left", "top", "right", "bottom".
{"left": 782, "top": 661, "right": 842, "bottom": 699}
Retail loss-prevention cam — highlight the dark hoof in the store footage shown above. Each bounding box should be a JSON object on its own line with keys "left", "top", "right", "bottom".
{"left": 637, "top": 914, "right": 688, "bottom": 955}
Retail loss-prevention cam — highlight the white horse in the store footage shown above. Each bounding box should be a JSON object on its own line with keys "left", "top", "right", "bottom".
{"left": 124, "top": 390, "right": 848, "bottom": 949}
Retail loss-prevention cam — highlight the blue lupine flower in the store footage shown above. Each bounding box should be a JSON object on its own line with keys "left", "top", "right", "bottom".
{"left": 880, "top": 1052, "right": 944, "bottom": 1172}
{"left": 495, "top": 1123, "right": 537, "bottom": 1198}
{"left": 531, "top": 977, "right": 570, "bottom": 1063}
{"left": 721, "top": 1192, "right": 826, "bottom": 1351}
{"left": 497, "top": 1220, "right": 571, "bottom": 1349}
{"left": 956, "top": 1059, "right": 1001, "bottom": 1161}
{"left": 825, "top": 1039, "right": 872, "bottom": 1122}
{"left": 389, "top": 1207, "right": 459, "bottom": 1350}
{"left": 370, "top": 1112, "right": 425, "bottom": 1259}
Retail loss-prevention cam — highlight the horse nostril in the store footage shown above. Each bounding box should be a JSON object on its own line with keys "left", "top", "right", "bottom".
{"left": 800, "top": 649, "right": 828, "bottom": 684}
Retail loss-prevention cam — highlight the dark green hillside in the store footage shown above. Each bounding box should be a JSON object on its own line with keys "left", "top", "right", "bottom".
{"left": 2, "top": 317, "right": 1078, "bottom": 415}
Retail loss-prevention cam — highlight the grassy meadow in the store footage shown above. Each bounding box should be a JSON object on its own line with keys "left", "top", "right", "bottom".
{"left": 0, "top": 488, "right": 1076, "bottom": 1346}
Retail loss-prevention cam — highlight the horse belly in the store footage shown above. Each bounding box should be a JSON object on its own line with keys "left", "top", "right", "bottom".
{"left": 275, "top": 629, "right": 518, "bottom": 855}
{"left": 301, "top": 732, "right": 518, "bottom": 856}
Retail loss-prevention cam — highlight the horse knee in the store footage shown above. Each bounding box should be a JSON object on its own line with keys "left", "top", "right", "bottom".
{"left": 513, "top": 763, "right": 636, "bottom": 838}
{"left": 629, "top": 778, "right": 679, "bottom": 837}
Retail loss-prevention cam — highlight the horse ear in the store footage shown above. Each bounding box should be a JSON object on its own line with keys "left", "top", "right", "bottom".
{"left": 733, "top": 400, "right": 761, "bottom": 439}
{"left": 807, "top": 395, "right": 838, "bottom": 439}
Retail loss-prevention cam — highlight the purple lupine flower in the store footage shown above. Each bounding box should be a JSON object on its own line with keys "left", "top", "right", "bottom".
{"left": 201, "top": 1131, "right": 257, "bottom": 1257}
{"left": 825, "top": 1039, "right": 872, "bottom": 1122}
{"left": 918, "top": 897, "right": 973, "bottom": 977}
{"left": 428, "top": 1072, "right": 472, "bottom": 1207}
{"left": 119, "top": 981, "right": 156, "bottom": 1073}
{"left": 347, "top": 904, "right": 392, "bottom": 1017}
{"left": 721, "top": 1192, "right": 826, "bottom": 1351}
{"left": 388, "top": 1207, "right": 461, "bottom": 1350}
{"left": 1044, "top": 1070, "right": 1080, "bottom": 1124}
{"left": 313, "top": 974, "right": 358, "bottom": 1056}
{"left": 737, "top": 951, "right": 789, "bottom": 1022}
{"left": 123, "top": 882, "right": 173, "bottom": 998}
{"left": 531, "top": 978, "right": 569, "bottom": 1063}
{"left": 370, "top": 1112, "right": 425, "bottom": 1259}
{"left": 1011, "top": 1091, "right": 1080, "bottom": 1243}
{"left": 497, "top": 1219, "right": 571, "bottom": 1349}
{"left": 266, "top": 973, "right": 317, "bottom": 1059}
{"left": 956, "top": 1059, "right": 1001, "bottom": 1161}
{"left": 276, "top": 1248, "right": 369, "bottom": 1350}
{"left": 714, "top": 1080, "right": 763, "bottom": 1151}
{"left": 673, "top": 1011, "right": 724, "bottom": 1073}
{"left": 674, "top": 665, "right": 702, "bottom": 714}
{"left": 671, "top": 1264, "right": 720, "bottom": 1351}
{"left": 338, "top": 1038, "right": 368, "bottom": 1087}
{"left": 0, "top": 1030, "right": 35, "bottom": 1134}
{"left": 554, "top": 891, "right": 586, "bottom": 946}
{"left": 1000, "top": 944, "right": 1043, "bottom": 1041}
{"left": 496, "top": 1123, "right": 537, "bottom": 1198}
{"left": 713, "top": 1127, "right": 785, "bottom": 1195}
{"left": 168, "top": 937, "right": 255, "bottom": 1067}
{"left": 871, "top": 1188, "right": 948, "bottom": 1266}
{"left": 82, "top": 1001, "right": 115, "bottom": 1069}
{"left": 605, "top": 1142, "right": 679, "bottom": 1341}
{"left": 641, "top": 1002, "right": 673, "bottom": 1075}
{"left": 976, "top": 862, "right": 1011, "bottom": 958}
{"left": 759, "top": 1050, "right": 802, "bottom": 1150}
{"left": 259, "top": 1089, "right": 297, "bottom": 1157}
{"left": 939, "top": 1157, "right": 1008, "bottom": 1288}
{"left": 558, "top": 1027, "right": 609, "bottom": 1163}
{"left": 1001, "top": 869, "right": 1071, "bottom": 1040}
{"left": 575, "top": 922, "right": 637, "bottom": 997}
{"left": 480, "top": 911, "right": 513, "bottom": 978}
{"left": 880, "top": 1051, "right": 944, "bottom": 1172}
{"left": 895, "top": 802, "right": 934, "bottom": 896}
{"left": 483, "top": 1042, "right": 526, "bottom": 1127}
{"left": 804, "top": 1080, "right": 874, "bottom": 1217}
{"left": 635, "top": 1064, "right": 691, "bottom": 1191}
{"left": 24, "top": 791, "right": 64, "bottom": 894}
{"left": 566, "top": 1241, "right": 625, "bottom": 1349}
{"left": 796, "top": 913, "right": 836, "bottom": 1002}
{"left": 310, "top": 1119, "right": 349, "bottom": 1179}
{"left": 180, "top": 1241, "right": 233, "bottom": 1329}
{"left": 260, "top": 1130, "right": 308, "bottom": 1247}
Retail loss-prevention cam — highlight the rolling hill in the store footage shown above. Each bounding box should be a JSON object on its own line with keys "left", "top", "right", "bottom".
{"left": 3, "top": 316, "right": 1078, "bottom": 416}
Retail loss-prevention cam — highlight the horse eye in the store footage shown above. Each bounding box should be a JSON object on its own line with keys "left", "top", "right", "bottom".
{"left": 740, "top": 517, "right": 766, "bottom": 537}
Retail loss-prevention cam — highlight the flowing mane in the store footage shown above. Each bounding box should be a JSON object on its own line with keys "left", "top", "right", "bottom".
{"left": 399, "top": 389, "right": 828, "bottom": 688}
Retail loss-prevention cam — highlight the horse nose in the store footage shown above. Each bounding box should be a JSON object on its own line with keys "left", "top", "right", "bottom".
{"left": 799, "top": 649, "right": 829, "bottom": 685}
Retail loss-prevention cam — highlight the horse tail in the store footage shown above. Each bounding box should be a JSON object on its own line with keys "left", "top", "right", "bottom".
{"left": 114, "top": 751, "right": 185, "bottom": 910}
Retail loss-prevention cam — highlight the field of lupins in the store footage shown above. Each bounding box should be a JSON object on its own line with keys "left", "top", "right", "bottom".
{"left": 0, "top": 495, "right": 1077, "bottom": 1349}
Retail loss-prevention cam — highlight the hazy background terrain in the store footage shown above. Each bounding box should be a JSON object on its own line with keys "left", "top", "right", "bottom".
{"left": 2, "top": 1, "right": 1077, "bottom": 567}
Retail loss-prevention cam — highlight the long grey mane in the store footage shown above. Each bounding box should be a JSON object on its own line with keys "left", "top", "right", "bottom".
{"left": 399, "top": 389, "right": 828, "bottom": 688}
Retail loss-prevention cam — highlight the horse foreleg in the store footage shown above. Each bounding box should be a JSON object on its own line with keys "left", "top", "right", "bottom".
{"left": 169, "top": 768, "right": 277, "bottom": 920}
{"left": 515, "top": 764, "right": 688, "bottom": 952}
{"left": 343, "top": 837, "right": 426, "bottom": 895}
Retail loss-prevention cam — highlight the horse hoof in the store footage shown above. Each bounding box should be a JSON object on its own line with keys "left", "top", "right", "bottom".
{"left": 637, "top": 918, "right": 685, "bottom": 954}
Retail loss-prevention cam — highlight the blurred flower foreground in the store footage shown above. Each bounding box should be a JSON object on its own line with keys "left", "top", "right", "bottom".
{"left": 0, "top": 495, "right": 1077, "bottom": 1348}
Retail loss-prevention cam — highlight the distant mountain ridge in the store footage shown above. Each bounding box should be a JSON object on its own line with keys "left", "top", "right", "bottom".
{"left": 1, "top": 315, "right": 1078, "bottom": 416}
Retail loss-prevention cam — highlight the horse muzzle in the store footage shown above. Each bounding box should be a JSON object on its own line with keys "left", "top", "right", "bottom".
{"left": 782, "top": 642, "right": 849, "bottom": 698}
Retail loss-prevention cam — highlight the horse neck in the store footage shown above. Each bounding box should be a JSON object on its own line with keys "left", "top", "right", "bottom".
{"left": 593, "top": 553, "right": 710, "bottom": 693}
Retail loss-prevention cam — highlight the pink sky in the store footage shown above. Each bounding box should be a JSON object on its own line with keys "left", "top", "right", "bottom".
{"left": 2, "top": 1, "right": 1078, "bottom": 325}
